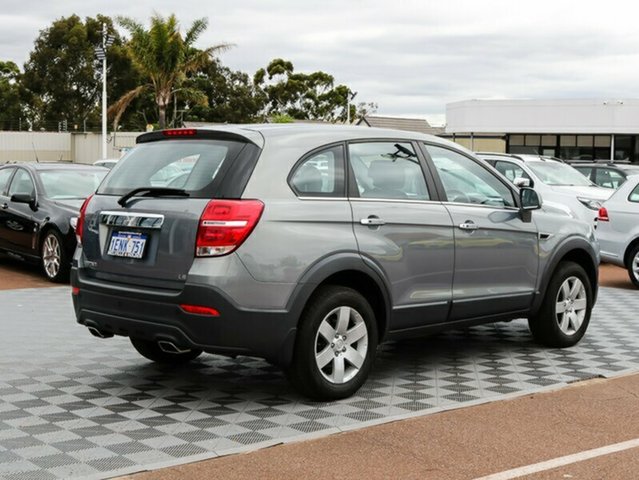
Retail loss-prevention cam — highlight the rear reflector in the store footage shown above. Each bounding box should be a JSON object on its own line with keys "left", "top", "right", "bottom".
{"left": 597, "top": 207, "right": 609, "bottom": 222}
{"left": 196, "top": 200, "right": 264, "bottom": 257}
{"left": 75, "top": 194, "right": 93, "bottom": 244}
{"left": 163, "top": 129, "right": 197, "bottom": 137}
{"left": 72, "top": 287, "right": 80, "bottom": 295}
{"left": 180, "top": 304, "right": 220, "bottom": 316}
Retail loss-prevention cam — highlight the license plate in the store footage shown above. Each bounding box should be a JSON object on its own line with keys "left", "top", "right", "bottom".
{"left": 107, "top": 232, "right": 147, "bottom": 259}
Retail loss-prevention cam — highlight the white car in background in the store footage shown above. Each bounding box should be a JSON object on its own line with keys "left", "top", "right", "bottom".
{"left": 478, "top": 153, "right": 612, "bottom": 224}
{"left": 93, "top": 159, "right": 119, "bottom": 170}
{"left": 596, "top": 175, "right": 639, "bottom": 287}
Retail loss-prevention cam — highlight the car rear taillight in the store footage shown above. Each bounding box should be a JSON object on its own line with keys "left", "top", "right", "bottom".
{"left": 196, "top": 200, "right": 264, "bottom": 257}
{"left": 597, "top": 207, "right": 609, "bottom": 222}
{"left": 75, "top": 194, "right": 93, "bottom": 244}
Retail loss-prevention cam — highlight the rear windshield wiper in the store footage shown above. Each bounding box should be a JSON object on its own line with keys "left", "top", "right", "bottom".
{"left": 117, "top": 187, "right": 189, "bottom": 207}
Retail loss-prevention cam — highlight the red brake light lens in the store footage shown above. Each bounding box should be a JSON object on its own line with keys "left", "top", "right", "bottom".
{"left": 163, "top": 129, "right": 197, "bottom": 137}
{"left": 196, "top": 200, "right": 264, "bottom": 257}
{"left": 75, "top": 194, "right": 93, "bottom": 244}
{"left": 597, "top": 207, "right": 609, "bottom": 222}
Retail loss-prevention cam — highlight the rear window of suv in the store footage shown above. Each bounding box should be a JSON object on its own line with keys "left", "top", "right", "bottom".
{"left": 97, "top": 139, "right": 248, "bottom": 197}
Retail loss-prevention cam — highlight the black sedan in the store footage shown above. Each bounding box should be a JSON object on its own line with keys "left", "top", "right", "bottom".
{"left": 0, "top": 163, "right": 107, "bottom": 282}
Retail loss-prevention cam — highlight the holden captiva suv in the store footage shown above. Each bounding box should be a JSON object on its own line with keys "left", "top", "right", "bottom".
{"left": 72, "top": 125, "right": 599, "bottom": 400}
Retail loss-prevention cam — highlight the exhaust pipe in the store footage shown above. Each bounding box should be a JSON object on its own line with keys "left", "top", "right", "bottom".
{"left": 157, "top": 340, "right": 192, "bottom": 355}
{"left": 87, "top": 326, "right": 113, "bottom": 339}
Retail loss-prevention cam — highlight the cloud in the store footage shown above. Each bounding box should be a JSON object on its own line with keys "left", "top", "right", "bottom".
{"left": 0, "top": 0, "right": 638, "bottom": 124}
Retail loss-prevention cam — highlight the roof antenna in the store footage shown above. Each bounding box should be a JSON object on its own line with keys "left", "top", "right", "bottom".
{"left": 31, "top": 141, "right": 40, "bottom": 163}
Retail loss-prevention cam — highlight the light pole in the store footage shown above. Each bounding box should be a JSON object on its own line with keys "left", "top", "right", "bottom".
{"left": 346, "top": 90, "right": 358, "bottom": 124}
{"left": 94, "top": 23, "right": 114, "bottom": 160}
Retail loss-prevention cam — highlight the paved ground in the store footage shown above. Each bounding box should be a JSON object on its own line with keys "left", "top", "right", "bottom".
{"left": 120, "top": 374, "right": 639, "bottom": 480}
{"left": 0, "top": 259, "right": 636, "bottom": 479}
{"left": 0, "top": 254, "right": 54, "bottom": 290}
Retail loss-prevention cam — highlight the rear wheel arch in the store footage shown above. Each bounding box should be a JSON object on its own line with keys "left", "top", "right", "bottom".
{"left": 288, "top": 254, "right": 391, "bottom": 341}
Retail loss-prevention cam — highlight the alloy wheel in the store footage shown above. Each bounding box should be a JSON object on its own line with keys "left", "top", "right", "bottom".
{"left": 42, "top": 234, "right": 61, "bottom": 279}
{"left": 555, "top": 276, "right": 587, "bottom": 335}
{"left": 314, "top": 306, "right": 369, "bottom": 384}
{"left": 632, "top": 252, "right": 639, "bottom": 282}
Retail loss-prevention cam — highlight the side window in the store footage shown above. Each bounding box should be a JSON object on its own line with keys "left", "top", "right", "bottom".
{"left": 8, "top": 169, "right": 35, "bottom": 197}
{"left": 289, "top": 145, "right": 345, "bottom": 197}
{"left": 0, "top": 168, "right": 15, "bottom": 196}
{"left": 494, "top": 161, "right": 531, "bottom": 183}
{"left": 348, "top": 142, "right": 430, "bottom": 200}
{"left": 574, "top": 167, "right": 593, "bottom": 182}
{"left": 426, "top": 145, "right": 515, "bottom": 207}
{"left": 628, "top": 184, "right": 639, "bottom": 203}
{"left": 596, "top": 168, "right": 625, "bottom": 189}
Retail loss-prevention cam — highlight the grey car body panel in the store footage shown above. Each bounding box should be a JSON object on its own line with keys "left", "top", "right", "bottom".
{"left": 72, "top": 124, "right": 600, "bottom": 366}
{"left": 350, "top": 198, "right": 454, "bottom": 329}
{"left": 443, "top": 203, "right": 539, "bottom": 319}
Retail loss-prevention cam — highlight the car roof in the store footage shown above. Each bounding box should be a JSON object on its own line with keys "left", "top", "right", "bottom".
{"left": 138, "top": 124, "right": 449, "bottom": 151}
{"left": 0, "top": 162, "right": 107, "bottom": 171}
{"left": 476, "top": 152, "right": 560, "bottom": 163}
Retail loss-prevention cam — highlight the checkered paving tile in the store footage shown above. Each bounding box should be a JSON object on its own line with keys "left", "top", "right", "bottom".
{"left": 1, "top": 286, "right": 638, "bottom": 479}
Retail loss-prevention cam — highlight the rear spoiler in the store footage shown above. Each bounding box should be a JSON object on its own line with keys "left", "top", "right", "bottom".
{"left": 137, "top": 129, "right": 259, "bottom": 147}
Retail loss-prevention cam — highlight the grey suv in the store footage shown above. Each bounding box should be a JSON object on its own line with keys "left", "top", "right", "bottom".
{"left": 72, "top": 125, "right": 599, "bottom": 400}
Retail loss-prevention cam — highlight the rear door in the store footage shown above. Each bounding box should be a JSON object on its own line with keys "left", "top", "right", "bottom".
{"left": 80, "top": 134, "right": 259, "bottom": 288}
{"left": 348, "top": 141, "right": 454, "bottom": 330}
{"left": 423, "top": 144, "right": 539, "bottom": 321}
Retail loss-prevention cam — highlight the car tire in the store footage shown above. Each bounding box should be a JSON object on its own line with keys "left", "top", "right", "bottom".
{"left": 626, "top": 245, "right": 639, "bottom": 288}
{"left": 130, "top": 337, "right": 202, "bottom": 364}
{"left": 287, "top": 285, "right": 378, "bottom": 401}
{"left": 528, "top": 261, "right": 593, "bottom": 348}
{"left": 41, "top": 229, "right": 70, "bottom": 283}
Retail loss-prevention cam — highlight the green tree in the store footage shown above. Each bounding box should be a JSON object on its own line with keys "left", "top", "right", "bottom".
{"left": 181, "top": 58, "right": 265, "bottom": 125}
{"left": 254, "top": 58, "right": 355, "bottom": 122}
{"left": 21, "top": 15, "right": 138, "bottom": 131}
{"left": 112, "top": 14, "right": 230, "bottom": 129}
{"left": 0, "top": 61, "right": 22, "bottom": 130}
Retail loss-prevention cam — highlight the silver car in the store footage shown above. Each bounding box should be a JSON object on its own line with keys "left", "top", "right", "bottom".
{"left": 479, "top": 153, "right": 612, "bottom": 224}
{"left": 71, "top": 125, "right": 599, "bottom": 400}
{"left": 596, "top": 174, "right": 639, "bottom": 287}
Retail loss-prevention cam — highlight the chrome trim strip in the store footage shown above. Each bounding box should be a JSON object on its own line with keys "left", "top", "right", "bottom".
{"left": 100, "top": 211, "right": 165, "bottom": 229}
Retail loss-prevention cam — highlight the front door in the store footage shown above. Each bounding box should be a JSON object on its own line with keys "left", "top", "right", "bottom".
{"left": 5, "top": 168, "right": 38, "bottom": 254}
{"left": 348, "top": 141, "right": 454, "bottom": 331}
{"left": 424, "top": 144, "right": 539, "bottom": 321}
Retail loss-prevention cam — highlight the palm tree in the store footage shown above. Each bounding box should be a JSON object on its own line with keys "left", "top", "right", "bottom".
{"left": 111, "top": 14, "right": 231, "bottom": 129}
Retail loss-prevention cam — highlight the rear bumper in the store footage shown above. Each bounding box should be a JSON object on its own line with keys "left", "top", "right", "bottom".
{"left": 71, "top": 268, "right": 298, "bottom": 366}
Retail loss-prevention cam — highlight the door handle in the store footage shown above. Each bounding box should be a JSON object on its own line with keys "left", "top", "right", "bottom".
{"left": 1, "top": 203, "right": 7, "bottom": 210}
{"left": 458, "top": 221, "right": 478, "bottom": 230}
{"left": 360, "top": 216, "right": 385, "bottom": 226}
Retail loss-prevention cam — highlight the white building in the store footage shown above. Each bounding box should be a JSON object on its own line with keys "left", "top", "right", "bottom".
{"left": 446, "top": 99, "right": 639, "bottom": 162}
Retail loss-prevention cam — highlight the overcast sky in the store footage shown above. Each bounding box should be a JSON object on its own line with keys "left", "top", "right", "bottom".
{"left": 0, "top": 0, "right": 637, "bottom": 125}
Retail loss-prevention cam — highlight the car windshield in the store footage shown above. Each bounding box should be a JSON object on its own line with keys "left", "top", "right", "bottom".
{"left": 39, "top": 169, "right": 107, "bottom": 200}
{"left": 526, "top": 161, "right": 593, "bottom": 186}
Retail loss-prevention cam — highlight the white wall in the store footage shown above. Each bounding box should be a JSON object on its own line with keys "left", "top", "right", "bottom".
{"left": 446, "top": 99, "right": 639, "bottom": 134}
{"left": 0, "top": 132, "right": 143, "bottom": 164}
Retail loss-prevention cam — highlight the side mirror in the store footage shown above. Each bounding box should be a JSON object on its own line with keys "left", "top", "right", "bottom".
{"left": 11, "top": 193, "right": 37, "bottom": 210}
{"left": 520, "top": 187, "right": 541, "bottom": 211}
{"left": 514, "top": 177, "right": 533, "bottom": 188}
